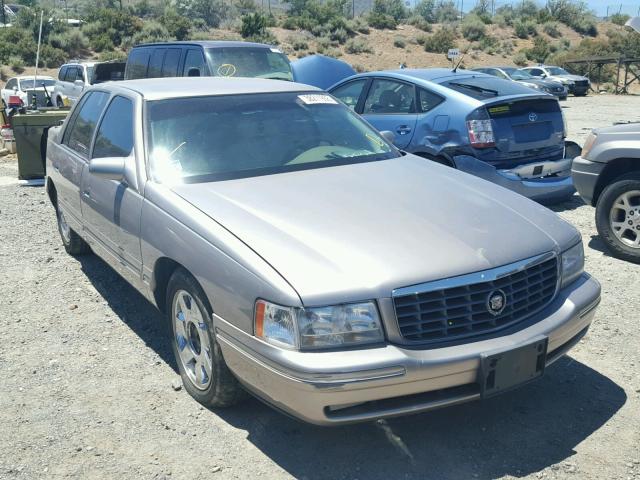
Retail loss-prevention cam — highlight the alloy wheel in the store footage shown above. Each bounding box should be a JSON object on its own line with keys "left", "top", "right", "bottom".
{"left": 609, "top": 190, "right": 640, "bottom": 248}
{"left": 172, "top": 289, "right": 213, "bottom": 390}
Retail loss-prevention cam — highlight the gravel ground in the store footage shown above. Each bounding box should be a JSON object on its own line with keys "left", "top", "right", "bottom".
{"left": 1, "top": 95, "right": 639, "bottom": 480}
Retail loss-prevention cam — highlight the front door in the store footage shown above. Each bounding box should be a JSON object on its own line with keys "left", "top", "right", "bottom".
{"left": 80, "top": 95, "right": 143, "bottom": 285}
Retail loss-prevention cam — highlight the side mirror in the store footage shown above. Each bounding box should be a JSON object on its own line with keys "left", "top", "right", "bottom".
{"left": 380, "top": 130, "right": 396, "bottom": 144}
{"left": 540, "top": 73, "right": 547, "bottom": 78}
{"left": 89, "top": 156, "right": 125, "bottom": 181}
{"left": 74, "top": 79, "right": 84, "bottom": 87}
{"left": 12, "top": 86, "right": 18, "bottom": 92}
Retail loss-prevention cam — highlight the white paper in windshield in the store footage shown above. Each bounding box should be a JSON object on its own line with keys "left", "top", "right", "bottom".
{"left": 297, "top": 94, "right": 338, "bottom": 105}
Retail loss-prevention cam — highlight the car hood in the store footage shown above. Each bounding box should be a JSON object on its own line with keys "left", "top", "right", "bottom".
{"left": 291, "top": 55, "right": 356, "bottom": 89}
{"left": 171, "top": 155, "right": 579, "bottom": 305}
{"left": 520, "top": 78, "right": 563, "bottom": 88}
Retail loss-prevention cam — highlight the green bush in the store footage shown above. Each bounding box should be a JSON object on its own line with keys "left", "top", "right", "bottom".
{"left": 416, "top": 34, "right": 428, "bottom": 45}
{"left": 97, "top": 51, "right": 127, "bottom": 62}
{"left": 330, "top": 27, "right": 349, "bottom": 44}
{"left": 49, "top": 30, "right": 88, "bottom": 58}
{"left": 514, "top": 20, "right": 537, "bottom": 39}
{"left": 610, "top": 13, "right": 631, "bottom": 26}
{"left": 415, "top": 0, "right": 436, "bottom": 22}
{"left": 83, "top": 8, "right": 143, "bottom": 47}
{"left": 9, "top": 56, "right": 25, "bottom": 74}
{"left": 513, "top": 51, "right": 528, "bottom": 66}
{"left": 407, "top": 15, "right": 432, "bottom": 32}
{"left": 161, "top": 8, "right": 192, "bottom": 40}
{"left": 523, "top": 36, "right": 550, "bottom": 63}
{"left": 177, "top": 0, "right": 227, "bottom": 28}
{"left": 434, "top": 1, "right": 459, "bottom": 23}
{"left": 240, "top": 12, "right": 267, "bottom": 38}
{"left": 542, "top": 21, "right": 561, "bottom": 37}
{"left": 461, "top": 14, "right": 486, "bottom": 41}
{"left": 345, "top": 37, "right": 374, "bottom": 54}
{"left": 350, "top": 17, "right": 370, "bottom": 34}
{"left": 477, "top": 34, "right": 498, "bottom": 53}
{"left": 573, "top": 18, "right": 598, "bottom": 37}
{"left": 371, "top": 0, "right": 407, "bottom": 22}
{"left": 367, "top": 12, "right": 397, "bottom": 29}
{"left": 287, "top": 35, "right": 309, "bottom": 50}
{"left": 423, "top": 27, "right": 457, "bottom": 53}
{"left": 394, "top": 36, "right": 406, "bottom": 48}
{"left": 130, "top": 21, "right": 172, "bottom": 46}
{"left": 40, "top": 45, "right": 66, "bottom": 68}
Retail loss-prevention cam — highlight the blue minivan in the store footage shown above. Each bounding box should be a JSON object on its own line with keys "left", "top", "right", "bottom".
{"left": 329, "top": 69, "right": 576, "bottom": 203}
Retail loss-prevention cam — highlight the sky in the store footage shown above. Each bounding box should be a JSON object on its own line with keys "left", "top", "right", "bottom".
{"left": 458, "top": 1, "right": 640, "bottom": 17}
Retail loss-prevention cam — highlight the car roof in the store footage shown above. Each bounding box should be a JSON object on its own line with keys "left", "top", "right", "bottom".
{"left": 99, "top": 77, "right": 320, "bottom": 101}
{"left": 62, "top": 62, "right": 95, "bottom": 67}
{"left": 354, "top": 68, "right": 490, "bottom": 84}
{"left": 132, "top": 41, "right": 277, "bottom": 50}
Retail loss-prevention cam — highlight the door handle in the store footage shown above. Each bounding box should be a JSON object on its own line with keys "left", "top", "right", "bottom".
{"left": 396, "top": 125, "right": 412, "bottom": 135}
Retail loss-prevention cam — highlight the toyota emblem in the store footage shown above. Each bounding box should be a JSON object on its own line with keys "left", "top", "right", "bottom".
{"left": 486, "top": 289, "right": 507, "bottom": 316}
{"left": 528, "top": 112, "right": 538, "bottom": 122}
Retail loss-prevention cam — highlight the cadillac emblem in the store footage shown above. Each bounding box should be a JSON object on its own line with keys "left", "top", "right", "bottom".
{"left": 487, "top": 289, "right": 507, "bottom": 316}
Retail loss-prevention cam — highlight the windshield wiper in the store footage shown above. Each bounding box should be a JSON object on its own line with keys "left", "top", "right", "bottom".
{"left": 449, "top": 82, "right": 498, "bottom": 96}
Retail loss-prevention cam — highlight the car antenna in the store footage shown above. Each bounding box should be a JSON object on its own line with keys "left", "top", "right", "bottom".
{"left": 452, "top": 54, "right": 465, "bottom": 73}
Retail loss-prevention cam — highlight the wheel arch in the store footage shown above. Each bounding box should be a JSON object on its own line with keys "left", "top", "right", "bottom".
{"left": 593, "top": 158, "right": 640, "bottom": 206}
{"left": 46, "top": 177, "right": 57, "bottom": 207}
{"left": 151, "top": 257, "right": 213, "bottom": 314}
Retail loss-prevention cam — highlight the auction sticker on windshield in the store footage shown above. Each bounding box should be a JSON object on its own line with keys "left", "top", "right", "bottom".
{"left": 298, "top": 94, "right": 338, "bottom": 105}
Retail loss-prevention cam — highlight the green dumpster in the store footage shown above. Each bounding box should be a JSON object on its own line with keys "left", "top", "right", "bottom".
{"left": 12, "top": 109, "right": 69, "bottom": 180}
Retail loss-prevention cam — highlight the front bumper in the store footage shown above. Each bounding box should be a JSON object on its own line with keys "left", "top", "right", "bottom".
{"left": 453, "top": 155, "right": 576, "bottom": 203}
{"left": 214, "top": 273, "right": 600, "bottom": 425}
{"left": 571, "top": 156, "right": 605, "bottom": 206}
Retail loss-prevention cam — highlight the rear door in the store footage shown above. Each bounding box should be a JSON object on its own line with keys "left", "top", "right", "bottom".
{"left": 360, "top": 78, "right": 418, "bottom": 149}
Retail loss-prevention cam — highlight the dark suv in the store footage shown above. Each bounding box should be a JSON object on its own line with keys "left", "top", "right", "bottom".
{"left": 124, "top": 41, "right": 293, "bottom": 81}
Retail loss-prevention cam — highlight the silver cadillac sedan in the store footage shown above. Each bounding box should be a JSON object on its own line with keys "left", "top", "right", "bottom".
{"left": 46, "top": 77, "right": 601, "bottom": 425}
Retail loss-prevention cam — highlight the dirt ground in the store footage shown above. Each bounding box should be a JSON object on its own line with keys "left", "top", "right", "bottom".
{"left": 0, "top": 94, "right": 639, "bottom": 480}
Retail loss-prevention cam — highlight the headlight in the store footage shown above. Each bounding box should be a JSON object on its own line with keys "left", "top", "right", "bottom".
{"left": 581, "top": 132, "right": 597, "bottom": 159}
{"left": 255, "top": 300, "right": 384, "bottom": 350}
{"left": 560, "top": 242, "right": 584, "bottom": 289}
{"left": 526, "top": 83, "right": 541, "bottom": 89}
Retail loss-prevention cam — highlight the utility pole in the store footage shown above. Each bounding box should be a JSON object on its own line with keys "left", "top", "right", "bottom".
{"left": 1, "top": 0, "right": 6, "bottom": 27}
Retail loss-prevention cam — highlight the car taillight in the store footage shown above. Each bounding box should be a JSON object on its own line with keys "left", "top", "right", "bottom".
{"left": 466, "top": 119, "right": 495, "bottom": 148}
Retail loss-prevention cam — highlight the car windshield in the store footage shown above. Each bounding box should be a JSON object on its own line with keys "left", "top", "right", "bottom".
{"left": 442, "top": 76, "right": 535, "bottom": 99}
{"left": 547, "top": 67, "right": 569, "bottom": 76}
{"left": 20, "top": 79, "right": 55, "bottom": 89}
{"left": 205, "top": 47, "right": 293, "bottom": 81}
{"left": 147, "top": 92, "right": 398, "bottom": 183}
{"left": 503, "top": 68, "right": 533, "bottom": 80}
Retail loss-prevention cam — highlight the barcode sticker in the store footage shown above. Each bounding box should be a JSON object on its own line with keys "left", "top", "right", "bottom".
{"left": 297, "top": 94, "right": 338, "bottom": 105}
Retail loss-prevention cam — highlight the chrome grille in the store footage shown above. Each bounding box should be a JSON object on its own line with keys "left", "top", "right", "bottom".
{"left": 393, "top": 255, "right": 558, "bottom": 344}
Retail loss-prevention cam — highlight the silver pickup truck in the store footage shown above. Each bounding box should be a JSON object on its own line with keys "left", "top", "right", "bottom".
{"left": 46, "top": 77, "right": 600, "bottom": 425}
{"left": 572, "top": 122, "right": 640, "bottom": 263}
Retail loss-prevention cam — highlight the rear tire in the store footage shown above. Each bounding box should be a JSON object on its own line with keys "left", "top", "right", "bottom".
{"left": 167, "top": 268, "right": 245, "bottom": 408}
{"left": 56, "top": 203, "right": 90, "bottom": 256}
{"left": 595, "top": 173, "right": 640, "bottom": 263}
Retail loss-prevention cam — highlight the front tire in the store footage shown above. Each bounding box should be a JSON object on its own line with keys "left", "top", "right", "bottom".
{"left": 595, "top": 174, "right": 640, "bottom": 263}
{"left": 56, "top": 203, "right": 90, "bottom": 256}
{"left": 167, "top": 268, "right": 245, "bottom": 408}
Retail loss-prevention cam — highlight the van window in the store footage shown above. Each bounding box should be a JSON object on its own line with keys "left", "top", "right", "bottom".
{"left": 93, "top": 96, "right": 134, "bottom": 159}
{"left": 64, "top": 92, "right": 109, "bottom": 157}
{"left": 148, "top": 48, "right": 166, "bottom": 78}
{"left": 126, "top": 49, "right": 151, "bottom": 80}
{"left": 183, "top": 49, "right": 206, "bottom": 77}
{"left": 162, "top": 49, "right": 181, "bottom": 77}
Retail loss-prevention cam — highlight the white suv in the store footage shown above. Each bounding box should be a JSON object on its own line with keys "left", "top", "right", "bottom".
{"left": 53, "top": 62, "right": 94, "bottom": 107}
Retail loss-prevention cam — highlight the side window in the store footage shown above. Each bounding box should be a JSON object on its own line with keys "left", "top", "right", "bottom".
{"left": 64, "top": 92, "right": 109, "bottom": 157}
{"left": 530, "top": 68, "right": 543, "bottom": 76}
{"left": 148, "top": 48, "right": 166, "bottom": 78}
{"left": 75, "top": 67, "right": 85, "bottom": 83}
{"left": 183, "top": 49, "right": 206, "bottom": 77}
{"left": 64, "top": 67, "right": 77, "bottom": 82}
{"left": 58, "top": 66, "right": 68, "bottom": 81}
{"left": 363, "top": 79, "right": 416, "bottom": 114}
{"left": 6, "top": 79, "right": 16, "bottom": 90}
{"left": 330, "top": 80, "right": 367, "bottom": 111}
{"left": 162, "top": 49, "right": 181, "bottom": 77}
{"left": 93, "top": 96, "right": 134, "bottom": 159}
{"left": 417, "top": 88, "right": 444, "bottom": 113}
{"left": 494, "top": 70, "right": 509, "bottom": 80}
{"left": 126, "top": 49, "right": 151, "bottom": 80}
